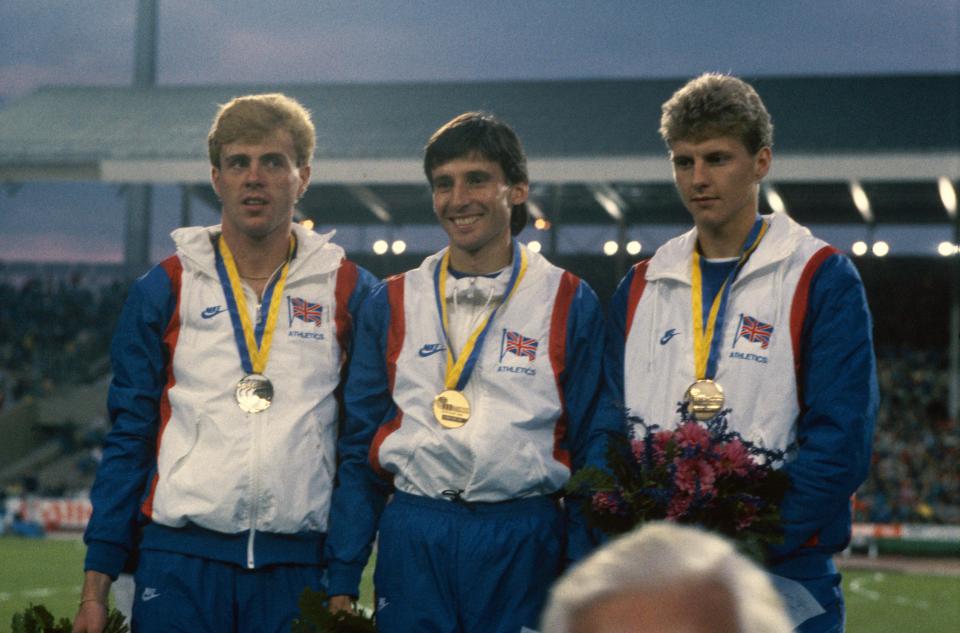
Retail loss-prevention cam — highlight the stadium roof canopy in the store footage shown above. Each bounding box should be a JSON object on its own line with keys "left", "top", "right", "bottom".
{"left": 0, "top": 74, "right": 957, "bottom": 228}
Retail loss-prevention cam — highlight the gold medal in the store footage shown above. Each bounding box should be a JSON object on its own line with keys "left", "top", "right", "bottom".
{"left": 433, "top": 389, "right": 471, "bottom": 429}
{"left": 684, "top": 379, "right": 724, "bottom": 421}
{"left": 236, "top": 373, "right": 274, "bottom": 413}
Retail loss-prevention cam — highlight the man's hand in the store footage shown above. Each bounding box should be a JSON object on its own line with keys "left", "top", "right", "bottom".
{"left": 72, "top": 570, "right": 112, "bottom": 633}
{"left": 328, "top": 594, "right": 355, "bottom": 615}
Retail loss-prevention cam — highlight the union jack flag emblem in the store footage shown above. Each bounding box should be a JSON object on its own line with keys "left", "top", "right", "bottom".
{"left": 502, "top": 329, "right": 538, "bottom": 361}
{"left": 289, "top": 297, "right": 324, "bottom": 326}
{"left": 738, "top": 315, "right": 773, "bottom": 349}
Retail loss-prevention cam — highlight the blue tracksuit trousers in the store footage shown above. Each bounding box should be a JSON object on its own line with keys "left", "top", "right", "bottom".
{"left": 373, "top": 491, "right": 564, "bottom": 633}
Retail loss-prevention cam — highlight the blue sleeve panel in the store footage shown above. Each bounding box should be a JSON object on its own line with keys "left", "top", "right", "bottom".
{"left": 768, "top": 253, "right": 879, "bottom": 563}
{"left": 348, "top": 266, "right": 378, "bottom": 318}
{"left": 325, "top": 281, "right": 395, "bottom": 598}
{"left": 84, "top": 264, "right": 177, "bottom": 579}
{"left": 558, "top": 280, "right": 624, "bottom": 565}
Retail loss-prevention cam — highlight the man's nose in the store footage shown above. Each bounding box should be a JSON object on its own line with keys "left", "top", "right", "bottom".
{"left": 244, "top": 162, "right": 264, "bottom": 186}
{"left": 692, "top": 160, "right": 709, "bottom": 187}
{"left": 449, "top": 180, "right": 469, "bottom": 207}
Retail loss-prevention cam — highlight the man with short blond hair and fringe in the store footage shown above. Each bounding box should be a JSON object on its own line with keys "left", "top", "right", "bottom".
{"left": 74, "top": 93, "right": 376, "bottom": 633}
{"left": 605, "top": 74, "right": 878, "bottom": 632}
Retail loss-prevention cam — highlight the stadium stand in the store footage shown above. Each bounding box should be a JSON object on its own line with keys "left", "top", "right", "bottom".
{"left": 0, "top": 273, "right": 122, "bottom": 501}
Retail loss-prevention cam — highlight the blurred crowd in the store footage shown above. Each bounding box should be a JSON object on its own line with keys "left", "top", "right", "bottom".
{"left": 855, "top": 348, "right": 959, "bottom": 524}
{"left": 0, "top": 272, "right": 958, "bottom": 524}
{"left": 0, "top": 274, "right": 126, "bottom": 408}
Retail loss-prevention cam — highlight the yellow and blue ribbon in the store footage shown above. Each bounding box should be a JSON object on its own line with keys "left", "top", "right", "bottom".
{"left": 214, "top": 235, "right": 294, "bottom": 375}
{"left": 691, "top": 217, "right": 768, "bottom": 380}
{"left": 433, "top": 240, "right": 528, "bottom": 391}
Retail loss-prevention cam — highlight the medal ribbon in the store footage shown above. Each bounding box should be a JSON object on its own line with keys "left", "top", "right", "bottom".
{"left": 433, "top": 240, "right": 528, "bottom": 391}
{"left": 691, "top": 217, "right": 768, "bottom": 380}
{"left": 215, "top": 235, "right": 294, "bottom": 375}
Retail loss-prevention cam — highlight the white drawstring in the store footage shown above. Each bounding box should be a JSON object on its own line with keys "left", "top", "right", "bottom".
{"left": 446, "top": 273, "right": 504, "bottom": 355}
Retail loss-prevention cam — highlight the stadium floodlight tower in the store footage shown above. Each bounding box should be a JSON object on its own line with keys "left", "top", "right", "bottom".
{"left": 122, "top": 0, "right": 159, "bottom": 279}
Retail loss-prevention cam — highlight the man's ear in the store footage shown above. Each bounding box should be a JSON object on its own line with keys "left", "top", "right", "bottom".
{"left": 510, "top": 181, "right": 529, "bottom": 205}
{"left": 754, "top": 147, "right": 772, "bottom": 181}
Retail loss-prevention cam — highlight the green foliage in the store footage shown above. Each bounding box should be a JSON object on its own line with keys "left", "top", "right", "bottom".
{"left": 9, "top": 604, "right": 127, "bottom": 633}
{"left": 9, "top": 604, "right": 70, "bottom": 633}
{"left": 291, "top": 587, "right": 376, "bottom": 633}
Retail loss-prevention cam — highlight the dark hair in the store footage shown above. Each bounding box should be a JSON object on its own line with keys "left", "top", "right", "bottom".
{"left": 424, "top": 112, "right": 529, "bottom": 235}
{"left": 659, "top": 73, "right": 773, "bottom": 155}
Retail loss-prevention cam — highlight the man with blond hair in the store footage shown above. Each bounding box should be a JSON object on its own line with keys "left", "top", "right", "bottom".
{"left": 605, "top": 74, "right": 877, "bottom": 631}
{"left": 73, "top": 93, "right": 375, "bottom": 633}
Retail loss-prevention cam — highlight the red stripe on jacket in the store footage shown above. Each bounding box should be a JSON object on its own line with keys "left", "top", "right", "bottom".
{"left": 624, "top": 260, "right": 651, "bottom": 339}
{"left": 334, "top": 259, "right": 359, "bottom": 363}
{"left": 141, "top": 255, "right": 183, "bottom": 519}
{"left": 548, "top": 271, "right": 580, "bottom": 469}
{"left": 789, "top": 246, "right": 838, "bottom": 407}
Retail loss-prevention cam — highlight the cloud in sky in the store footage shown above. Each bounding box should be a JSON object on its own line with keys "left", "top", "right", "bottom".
{"left": 1, "top": 1, "right": 958, "bottom": 99}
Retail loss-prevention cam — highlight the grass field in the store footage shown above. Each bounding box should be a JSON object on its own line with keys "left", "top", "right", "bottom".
{"left": 1, "top": 535, "right": 957, "bottom": 631}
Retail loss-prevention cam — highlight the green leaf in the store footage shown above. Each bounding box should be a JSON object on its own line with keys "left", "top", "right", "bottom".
{"left": 9, "top": 603, "right": 128, "bottom": 633}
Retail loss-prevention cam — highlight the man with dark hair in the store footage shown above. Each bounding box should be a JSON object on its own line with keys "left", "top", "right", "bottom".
{"left": 73, "top": 93, "right": 376, "bottom": 633}
{"left": 325, "top": 112, "right": 616, "bottom": 632}
{"left": 605, "top": 73, "right": 878, "bottom": 632}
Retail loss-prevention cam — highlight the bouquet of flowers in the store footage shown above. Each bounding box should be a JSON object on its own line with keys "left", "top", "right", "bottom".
{"left": 567, "top": 404, "right": 791, "bottom": 560}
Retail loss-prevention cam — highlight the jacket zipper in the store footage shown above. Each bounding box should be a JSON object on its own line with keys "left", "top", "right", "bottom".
{"left": 246, "top": 297, "right": 264, "bottom": 569}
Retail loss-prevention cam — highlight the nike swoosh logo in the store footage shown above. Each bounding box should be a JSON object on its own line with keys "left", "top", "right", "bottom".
{"left": 201, "top": 306, "right": 227, "bottom": 319}
{"left": 418, "top": 344, "right": 446, "bottom": 358}
{"left": 660, "top": 329, "right": 679, "bottom": 345}
{"left": 141, "top": 589, "right": 161, "bottom": 602}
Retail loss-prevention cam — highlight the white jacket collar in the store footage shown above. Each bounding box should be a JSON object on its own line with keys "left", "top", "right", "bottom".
{"left": 170, "top": 223, "right": 343, "bottom": 278}
{"left": 645, "top": 213, "right": 811, "bottom": 284}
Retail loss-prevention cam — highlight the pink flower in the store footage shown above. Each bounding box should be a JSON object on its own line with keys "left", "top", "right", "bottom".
{"left": 666, "top": 493, "right": 693, "bottom": 519}
{"left": 650, "top": 430, "right": 676, "bottom": 463}
{"left": 716, "top": 438, "right": 752, "bottom": 477}
{"left": 674, "top": 458, "right": 717, "bottom": 495}
{"left": 592, "top": 491, "right": 625, "bottom": 515}
{"left": 653, "top": 429, "right": 674, "bottom": 449}
{"left": 674, "top": 422, "right": 711, "bottom": 450}
{"left": 631, "top": 439, "right": 645, "bottom": 461}
{"left": 633, "top": 437, "right": 665, "bottom": 465}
